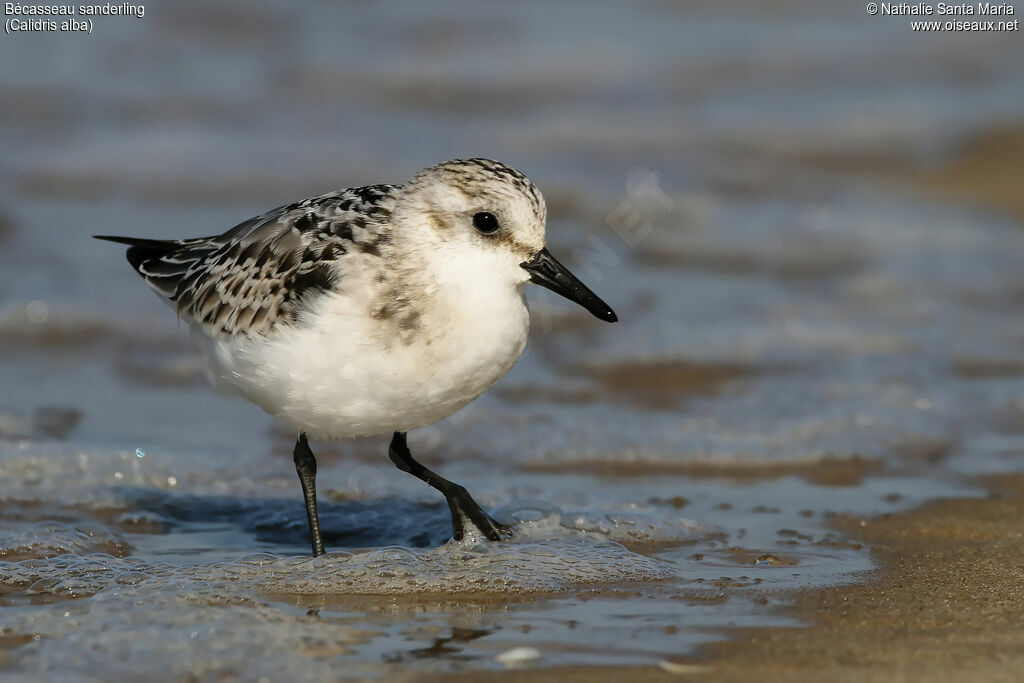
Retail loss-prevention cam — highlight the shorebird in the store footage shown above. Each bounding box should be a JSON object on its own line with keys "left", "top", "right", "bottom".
{"left": 96, "top": 158, "right": 617, "bottom": 556}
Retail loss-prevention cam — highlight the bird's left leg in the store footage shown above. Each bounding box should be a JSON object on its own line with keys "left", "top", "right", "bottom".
{"left": 387, "top": 431, "right": 510, "bottom": 542}
{"left": 293, "top": 433, "right": 325, "bottom": 557}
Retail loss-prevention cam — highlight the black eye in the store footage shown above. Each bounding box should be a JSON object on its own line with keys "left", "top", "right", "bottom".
{"left": 472, "top": 212, "right": 499, "bottom": 234}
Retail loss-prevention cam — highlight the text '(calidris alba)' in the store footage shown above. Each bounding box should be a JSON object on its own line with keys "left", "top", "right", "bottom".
{"left": 96, "top": 158, "right": 617, "bottom": 556}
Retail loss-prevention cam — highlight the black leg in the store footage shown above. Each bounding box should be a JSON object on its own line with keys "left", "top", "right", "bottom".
{"left": 388, "top": 431, "right": 510, "bottom": 542}
{"left": 293, "top": 433, "right": 325, "bottom": 557}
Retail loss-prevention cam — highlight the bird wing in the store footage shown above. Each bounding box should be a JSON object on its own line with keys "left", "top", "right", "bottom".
{"left": 95, "top": 184, "right": 398, "bottom": 337}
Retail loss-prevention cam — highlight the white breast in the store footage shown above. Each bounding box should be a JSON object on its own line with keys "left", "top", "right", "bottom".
{"left": 198, "top": 270, "right": 531, "bottom": 440}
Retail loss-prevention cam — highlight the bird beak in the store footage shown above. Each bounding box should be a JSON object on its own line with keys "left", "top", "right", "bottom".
{"left": 521, "top": 248, "right": 618, "bottom": 323}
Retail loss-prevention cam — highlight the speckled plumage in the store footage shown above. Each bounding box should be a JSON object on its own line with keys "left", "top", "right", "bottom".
{"left": 96, "top": 158, "right": 618, "bottom": 552}
{"left": 98, "top": 159, "right": 550, "bottom": 438}
{"left": 117, "top": 158, "right": 547, "bottom": 345}
{"left": 124, "top": 183, "right": 398, "bottom": 337}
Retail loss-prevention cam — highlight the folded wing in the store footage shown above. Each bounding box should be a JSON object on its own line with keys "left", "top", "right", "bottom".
{"left": 95, "top": 184, "right": 396, "bottom": 337}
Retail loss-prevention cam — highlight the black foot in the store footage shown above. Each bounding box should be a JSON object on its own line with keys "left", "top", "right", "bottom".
{"left": 444, "top": 482, "right": 512, "bottom": 542}
{"left": 388, "top": 431, "right": 511, "bottom": 542}
{"left": 294, "top": 433, "right": 325, "bottom": 557}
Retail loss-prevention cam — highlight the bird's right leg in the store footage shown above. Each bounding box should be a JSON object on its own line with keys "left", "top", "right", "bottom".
{"left": 388, "top": 431, "right": 510, "bottom": 542}
{"left": 293, "top": 433, "right": 325, "bottom": 557}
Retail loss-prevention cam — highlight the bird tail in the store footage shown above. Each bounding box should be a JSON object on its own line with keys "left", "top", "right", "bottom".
{"left": 93, "top": 235, "right": 180, "bottom": 271}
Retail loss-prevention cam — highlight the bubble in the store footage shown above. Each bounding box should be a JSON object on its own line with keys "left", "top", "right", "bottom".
{"left": 493, "top": 499, "right": 562, "bottom": 524}
{"left": 135, "top": 449, "right": 145, "bottom": 458}
{"left": 0, "top": 523, "right": 131, "bottom": 562}
{"left": 25, "top": 300, "right": 49, "bottom": 324}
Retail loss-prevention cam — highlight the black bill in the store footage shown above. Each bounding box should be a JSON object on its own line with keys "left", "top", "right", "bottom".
{"left": 521, "top": 247, "right": 618, "bottom": 323}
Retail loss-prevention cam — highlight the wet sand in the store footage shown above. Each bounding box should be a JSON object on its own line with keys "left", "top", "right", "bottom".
{"left": 920, "top": 125, "right": 1024, "bottom": 222}
{"left": 698, "top": 473, "right": 1024, "bottom": 682}
{"left": 435, "top": 474, "right": 1024, "bottom": 683}
{"left": 800, "top": 122, "right": 1024, "bottom": 223}
{"left": 691, "top": 121, "right": 1024, "bottom": 683}
{"left": 682, "top": 124, "right": 1024, "bottom": 683}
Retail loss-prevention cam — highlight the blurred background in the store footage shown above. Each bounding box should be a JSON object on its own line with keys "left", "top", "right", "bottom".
{"left": 2, "top": 0, "right": 1024, "bottom": 679}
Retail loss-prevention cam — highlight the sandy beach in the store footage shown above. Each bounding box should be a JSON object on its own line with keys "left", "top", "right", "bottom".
{"left": 432, "top": 473, "right": 1024, "bottom": 682}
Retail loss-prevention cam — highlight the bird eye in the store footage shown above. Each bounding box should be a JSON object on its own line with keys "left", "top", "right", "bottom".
{"left": 472, "top": 212, "right": 500, "bottom": 235}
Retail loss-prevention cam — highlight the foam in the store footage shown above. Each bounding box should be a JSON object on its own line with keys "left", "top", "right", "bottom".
{"left": 1, "top": 530, "right": 673, "bottom": 600}
{"left": 0, "top": 522, "right": 131, "bottom": 562}
{"left": 0, "top": 515, "right": 682, "bottom": 682}
{"left": 0, "top": 516, "right": 676, "bottom": 679}
{"left": 2, "top": 594, "right": 363, "bottom": 682}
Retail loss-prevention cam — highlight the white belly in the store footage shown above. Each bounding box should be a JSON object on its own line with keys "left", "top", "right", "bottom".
{"left": 198, "top": 287, "right": 530, "bottom": 439}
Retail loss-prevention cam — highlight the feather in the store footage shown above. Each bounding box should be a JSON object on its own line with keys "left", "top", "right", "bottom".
{"left": 93, "top": 185, "right": 398, "bottom": 337}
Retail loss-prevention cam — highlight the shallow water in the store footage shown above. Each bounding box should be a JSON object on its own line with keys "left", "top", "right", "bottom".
{"left": 2, "top": 0, "right": 1024, "bottom": 678}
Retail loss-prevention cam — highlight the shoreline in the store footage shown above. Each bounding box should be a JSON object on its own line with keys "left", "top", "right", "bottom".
{"left": 694, "top": 472, "right": 1024, "bottom": 682}
{"left": 437, "top": 472, "right": 1024, "bottom": 682}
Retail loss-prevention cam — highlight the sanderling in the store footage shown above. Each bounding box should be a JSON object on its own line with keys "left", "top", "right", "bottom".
{"left": 96, "top": 158, "right": 616, "bottom": 556}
